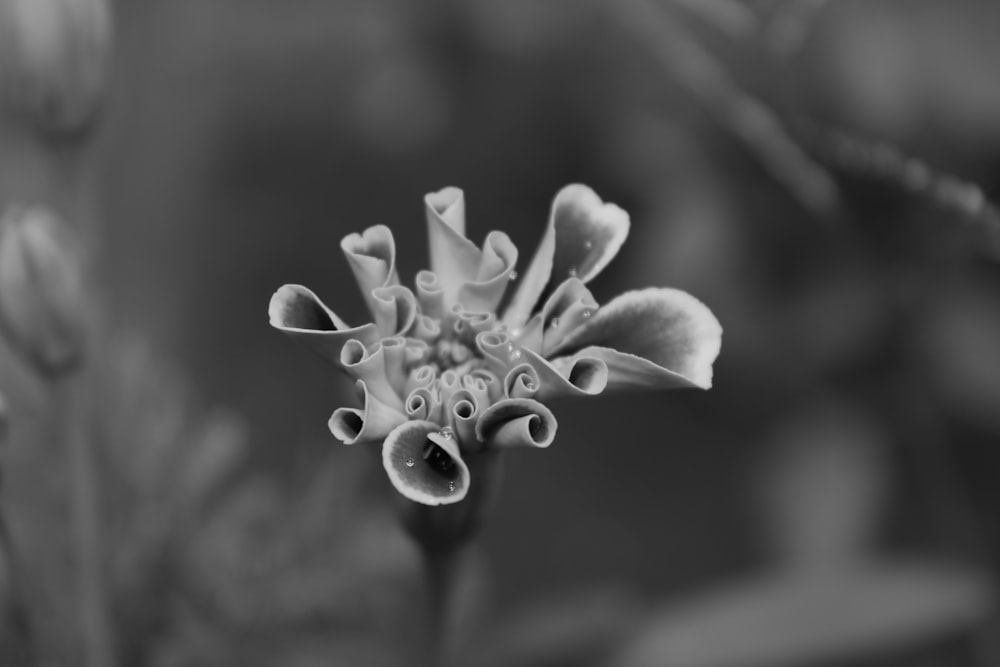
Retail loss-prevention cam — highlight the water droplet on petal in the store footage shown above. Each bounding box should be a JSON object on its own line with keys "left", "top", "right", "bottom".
{"left": 550, "top": 317, "right": 561, "bottom": 328}
{"left": 582, "top": 309, "right": 593, "bottom": 319}
{"left": 440, "top": 426, "right": 454, "bottom": 440}
{"left": 509, "top": 348, "right": 522, "bottom": 361}
{"left": 509, "top": 270, "right": 518, "bottom": 281}
{"left": 448, "top": 481, "right": 456, "bottom": 492}
{"left": 584, "top": 240, "right": 593, "bottom": 250}
{"left": 510, "top": 327, "right": 522, "bottom": 340}
{"left": 405, "top": 458, "right": 415, "bottom": 468}
{"left": 568, "top": 268, "right": 578, "bottom": 277}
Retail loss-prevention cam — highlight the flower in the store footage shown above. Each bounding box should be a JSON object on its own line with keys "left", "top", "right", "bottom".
{"left": 0, "top": 0, "right": 112, "bottom": 133}
{"left": 0, "top": 205, "right": 86, "bottom": 376}
{"left": 269, "top": 185, "right": 722, "bottom": 507}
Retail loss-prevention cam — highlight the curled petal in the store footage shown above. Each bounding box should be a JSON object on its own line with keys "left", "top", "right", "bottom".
{"left": 413, "top": 315, "right": 442, "bottom": 343}
{"left": 475, "top": 330, "right": 514, "bottom": 375}
{"left": 404, "top": 364, "right": 438, "bottom": 397}
{"left": 539, "top": 278, "right": 599, "bottom": 356}
{"left": 404, "top": 386, "right": 442, "bottom": 423}
{"left": 454, "top": 308, "right": 496, "bottom": 347}
{"left": 444, "top": 388, "right": 481, "bottom": 450}
{"left": 415, "top": 270, "right": 446, "bottom": 319}
{"left": 404, "top": 338, "right": 430, "bottom": 365}
{"left": 340, "top": 340, "right": 403, "bottom": 410}
{"left": 467, "top": 369, "right": 502, "bottom": 404}
{"left": 504, "top": 185, "right": 630, "bottom": 327}
{"left": 341, "top": 225, "right": 399, "bottom": 320}
{"left": 439, "top": 369, "right": 462, "bottom": 407}
{"left": 329, "top": 380, "right": 407, "bottom": 445}
{"left": 558, "top": 288, "right": 722, "bottom": 390}
{"left": 268, "top": 284, "right": 379, "bottom": 368}
{"left": 521, "top": 348, "right": 608, "bottom": 400}
{"left": 370, "top": 285, "right": 418, "bottom": 337}
{"left": 460, "top": 373, "right": 491, "bottom": 412}
{"left": 476, "top": 398, "right": 557, "bottom": 449}
{"left": 379, "top": 336, "right": 408, "bottom": 392}
{"left": 383, "top": 421, "right": 470, "bottom": 506}
{"left": 504, "top": 363, "right": 540, "bottom": 399}
{"left": 425, "top": 187, "right": 481, "bottom": 307}
{"left": 458, "top": 231, "right": 519, "bottom": 313}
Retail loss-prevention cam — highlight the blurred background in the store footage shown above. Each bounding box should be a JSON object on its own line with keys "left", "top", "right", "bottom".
{"left": 2, "top": 0, "right": 1000, "bottom": 665}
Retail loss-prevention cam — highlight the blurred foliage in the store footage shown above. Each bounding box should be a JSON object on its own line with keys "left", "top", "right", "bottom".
{"left": 2, "top": 0, "right": 1000, "bottom": 665}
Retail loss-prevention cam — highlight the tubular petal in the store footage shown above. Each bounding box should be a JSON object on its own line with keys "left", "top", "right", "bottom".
{"left": 425, "top": 187, "right": 481, "bottom": 306}
{"left": 504, "top": 184, "right": 630, "bottom": 327}
{"left": 370, "top": 285, "right": 418, "bottom": 337}
{"left": 521, "top": 348, "right": 608, "bottom": 399}
{"left": 268, "top": 284, "right": 379, "bottom": 367}
{"left": 476, "top": 398, "right": 557, "bottom": 449}
{"left": 458, "top": 231, "right": 519, "bottom": 313}
{"left": 444, "top": 388, "right": 481, "bottom": 450}
{"left": 415, "top": 270, "right": 446, "bottom": 319}
{"left": 329, "top": 380, "right": 407, "bottom": 445}
{"left": 383, "top": 421, "right": 471, "bottom": 506}
{"left": 557, "top": 288, "right": 722, "bottom": 390}
{"left": 339, "top": 340, "right": 404, "bottom": 410}
{"left": 340, "top": 225, "right": 399, "bottom": 320}
{"left": 379, "top": 336, "right": 408, "bottom": 392}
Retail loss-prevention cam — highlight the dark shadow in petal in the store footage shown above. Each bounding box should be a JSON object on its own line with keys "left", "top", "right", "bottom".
{"left": 383, "top": 421, "right": 470, "bottom": 506}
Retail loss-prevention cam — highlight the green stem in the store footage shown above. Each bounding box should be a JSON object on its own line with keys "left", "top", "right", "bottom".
{"left": 56, "top": 376, "right": 115, "bottom": 667}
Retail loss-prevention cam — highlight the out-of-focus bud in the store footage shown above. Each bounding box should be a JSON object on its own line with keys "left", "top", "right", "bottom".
{"left": 0, "top": 0, "right": 112, "bottom": 134}
{"left": 0, "top": 206, "right": 86, "bottom": 377}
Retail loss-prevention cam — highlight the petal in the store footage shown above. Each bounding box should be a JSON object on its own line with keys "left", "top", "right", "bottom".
{"left": 404, "top": 364, "right": 438, "bottom": 397}
{"left": 383, "top": 421, "right": 471, "bottom": 506}
{"left": 443, "top": 388, "right": 481, "bottom": 450}
{"left": 538, "top": 277, "right": 599, "bottom": 356}
{"left": 415, "top": 270, "right": 446, "bottom": 319}
{"left": 467, "top": 368, "right": 502, "bottom": 404}
{"left": 341, "top": 225, "right": 399, "bottom": 320}
{"left": 378, "top": 336, "right": 408, "bottom": 391}
{"left": 556, "top": 288, "right": 722, "bottom": 390}
{"left": 404, "top": 386, "right": 443, "bottom": 423}
{"left": 340, "top": 339, "right": 404, "bottom": 410}
{"left": 503, "top": 362, "right": 541, "bottom": 399}
{"left": 329, "top": 380, "right": 407, "bottom": 445}
{"left": 521, "top": 348, "right": 608, "bottom": 400}
{"left": 504, "top": 185, "right": 630, "bottom": 327}
{"left": 425, "top": 187, "right": 481, "bottom": 307}
{"left": 268, "top": 284, "right": 379, "bottom": 368}
{"left": 476, "top": 398, "right": 557, "bottom": 449}
{"left": 458, "top": 231, "right": 519, "bottom": 313}
{"left": 370, "top": 285, "right": 418, "bottom": 337}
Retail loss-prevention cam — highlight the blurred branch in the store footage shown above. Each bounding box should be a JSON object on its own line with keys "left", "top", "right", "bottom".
{"left": 603, "top": 0, "right": 840, "bottom": 217}
{"left": 801, "top": 124, "right": 1000, "bottom": 254}
{"left": 766, "top": 0, "right": 832, "bottom": 54}
{"left": 669, "top": 0, "right": 759, "bottom": 38}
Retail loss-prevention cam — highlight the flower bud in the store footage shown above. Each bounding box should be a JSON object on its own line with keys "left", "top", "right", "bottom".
{"left": 0, "top": 0, "right": 112, "bottom": 133}
{"left": 0, "top": 206, "right": 86, "bottom": 377}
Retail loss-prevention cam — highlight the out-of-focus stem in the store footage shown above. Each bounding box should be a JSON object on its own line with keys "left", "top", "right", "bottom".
{"left": 420, "top": 543, "right": 459, "bottom": 667}
{"left": 55, "top": 374, "right": 115, "bottom": 667}
{"left": 0, "top": 478, "right": 35, "bottom": 665}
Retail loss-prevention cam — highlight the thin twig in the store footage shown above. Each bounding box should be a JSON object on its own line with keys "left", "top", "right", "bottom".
{"left": 602, "top": 0, "right": 840, "bottom": 216}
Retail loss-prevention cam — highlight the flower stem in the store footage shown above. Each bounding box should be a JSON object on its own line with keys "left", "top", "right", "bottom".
{"left": 0, "top": 478, "right": 35, "bottom": 666}
{"left": 419, "top": 542, "right": 460, "bottom": 667}
{"left": 56, "top": 375, "right": 115, "bottom": 667}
